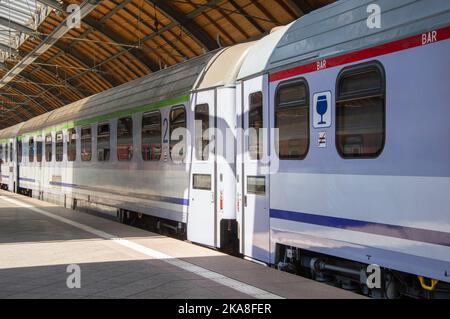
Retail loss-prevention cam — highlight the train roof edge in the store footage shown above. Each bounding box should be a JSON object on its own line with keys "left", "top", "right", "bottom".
{"left": 265, "top": 0, "right": 450, "bottom": 74}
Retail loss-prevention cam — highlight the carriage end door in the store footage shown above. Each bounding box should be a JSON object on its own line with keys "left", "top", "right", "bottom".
{"left": 241, "top": 76, "right": 270, "bottom": 263}
{"left": 187, "top": 90, "right": 217, "bottom": 247}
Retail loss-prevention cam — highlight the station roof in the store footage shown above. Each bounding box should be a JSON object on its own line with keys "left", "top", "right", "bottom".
{"left": 0, "top": 0, "right": 334, "bottom": 129}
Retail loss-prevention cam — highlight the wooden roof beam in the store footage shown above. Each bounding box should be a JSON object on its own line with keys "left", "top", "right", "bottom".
{"left": 83, "top": 16, "right": 159, "bottom": 72}
{"left": 145, "top": 0, "right": 219, "bottom": 51}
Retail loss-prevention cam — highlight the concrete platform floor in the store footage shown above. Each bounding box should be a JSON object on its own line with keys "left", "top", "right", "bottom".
{"left": 0, "top": 190, "right": 364, "bottom": 299}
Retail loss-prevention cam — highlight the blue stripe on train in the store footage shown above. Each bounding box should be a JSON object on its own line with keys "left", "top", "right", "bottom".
{"left": 49, "top": 181, "right": 189, "bottom": 206}
{"left": 270, "top": 209, "right": 450, "bottom": 247}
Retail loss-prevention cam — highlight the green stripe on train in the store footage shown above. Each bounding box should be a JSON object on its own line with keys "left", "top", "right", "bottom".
{"left": 74, "top": 95, "right": 190, "bottom": 127}
{"left": 13, "top": 95, "right": 190, "bottom": 141}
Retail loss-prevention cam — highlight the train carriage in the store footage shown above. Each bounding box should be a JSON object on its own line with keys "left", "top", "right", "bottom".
{"left": 0, "top": 0, "right": 448, "bottom": 298}
{"left": 243, "top": 0, "right": 449, "bottom": 297}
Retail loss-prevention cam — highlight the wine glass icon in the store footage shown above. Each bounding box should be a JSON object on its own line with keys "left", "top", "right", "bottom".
{"left": 316, "top": 95, "right": 328, "bottom": 125}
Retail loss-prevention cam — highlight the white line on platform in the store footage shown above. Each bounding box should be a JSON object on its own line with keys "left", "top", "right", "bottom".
{"left": 0, "top": 195, "right": 283, "bottom": 299}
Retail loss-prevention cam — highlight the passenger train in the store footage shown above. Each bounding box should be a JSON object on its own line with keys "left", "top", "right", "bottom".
{"left": 0, "top": 0, "right": 449, "bottom": 298}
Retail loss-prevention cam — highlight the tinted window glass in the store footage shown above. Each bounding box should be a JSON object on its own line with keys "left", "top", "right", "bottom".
{"left": 170, "top": 107, "right": 186, "bottom": 162}
{"left": 81, "top": 127, "right": 92, "bottom": 161}
{"left": 55, "top": 132, "right": 64, "bottom": 162}
{"left": 18, "top": 141, "right": 23, "bottom": 163}
{"left": 195, "top": 104, "right": 209, "bottom": 161}
{"left": 67, "top": 128, "right": 77, "bottom": 162}
{"left": 248, "top": 92, "right": 263, "bottom": 160}
{"left": 336, "top": 62, "right": 385, "bottom": 158}
{"left": 29, "top": 138, "right": 34, "bottom": 162}
{"left": 193, "top": 174, "right": 211, "bottom": 190}
{"left": 36, "top": 136, "right": 43, "bottom": 162}
{"left": 97, "top": 123, "right": 110, "bottom": 162}
{"left": 275, "top": 80, "right": 309, "bottom": 159}
{"left": 247, "top": 176, "right": 266, "bottom": 195}
{"left": 117, "top": 117, "right": 133, "bottom": 161}
{"left": 142, "top": 112, "right": 161, "bottom": 161}
{"left": 45, "top": 134, "right": 52, "bottom": 162}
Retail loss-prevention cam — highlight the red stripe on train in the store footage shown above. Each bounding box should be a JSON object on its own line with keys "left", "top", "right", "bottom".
{"left": 269, "top": 25, "right": 450, "bottom": 82}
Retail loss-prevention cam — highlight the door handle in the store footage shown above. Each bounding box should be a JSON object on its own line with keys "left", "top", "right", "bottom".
{"left": 244, "top": 195, "right": 247, "bottom": 207}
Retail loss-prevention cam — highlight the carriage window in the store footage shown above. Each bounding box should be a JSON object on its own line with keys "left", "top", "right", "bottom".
{"left": 117, "top": 117, "right": 133, "bottom": 161}
{"left": 36, "top": 136, "right": 43, "bottom": 162}
{"left": 29, "top": 138, "right": 34, "bottom": 162}
{"left": 193, "top": 174, "right": 211, "bottom": 190}
{"left": 18, "top": 141, "right": 23, "bottom": 163}
{"left": 9, "top": 143, "right": 12, "bottom": 162}
{"left": 170, "top": 106, "right": 186, "bottom": 162}
{"left": 55, "top": 132, "right": 64, "bottom": 162}
{"left": 97, "top": 123, "right": 110, "bottom": 162}
{"left": 0, "top": 144, "right": 3, "bottom": 162}
{"left": 67, "top": 128, "right": 77, "bottom": 162}
{"left": 275, "top": 80, "right": 309, "bottom": 160}
{"left": 336, "top": 62, "right": 385, "bottom": 158}
{"left": 247, "top": 176, "right": 266, "bottom": 195}
{"left": 249, "top": 92, "right": 263, "bottom": 160}
{"left": 81, "top": 127, "right": 92, "bottom": 161}
{"left": 5, "top": 143, "right": 8, "bottom": 162}
{"left": 142, "top": 111, "right": 161, "bottom": 161}
{"left": 195, "top": 104, "right": 209, "bottom": 161}
{"left": 45, "top": 134, "right": 52, "bottom": 162}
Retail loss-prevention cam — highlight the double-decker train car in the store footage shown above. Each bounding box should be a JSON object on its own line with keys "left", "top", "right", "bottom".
{"left": 0, "top": 0, "right": 448, "bottom": 298}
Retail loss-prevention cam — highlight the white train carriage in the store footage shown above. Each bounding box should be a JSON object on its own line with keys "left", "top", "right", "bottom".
{"left": 0, "top": 124, "right": 23, "bottom": 193}
{"left": 0, "top": 0, "right": 448, "bottom": 298}
{"left": 0, "top": 43, "right": 255, "bottom": 252}
{"left": 234, "top": 0, "right": 450, "bottom": 297}
{"left": 1, "top": 51, "right": 220, "bottom": 239}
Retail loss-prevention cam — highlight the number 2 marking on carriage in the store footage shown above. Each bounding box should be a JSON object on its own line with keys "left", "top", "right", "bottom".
{"left": 163, "top": 118, "right": 169, "bottom": 143}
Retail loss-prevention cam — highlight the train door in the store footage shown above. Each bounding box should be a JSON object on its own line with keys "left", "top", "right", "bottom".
{"left": 188, "top": 89, "right": 217, "bottom": 247}
{"left": 240, "top": 75, "right": 270, "bottom": 263}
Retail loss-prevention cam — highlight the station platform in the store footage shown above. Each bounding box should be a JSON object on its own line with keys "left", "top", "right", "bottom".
{"left": 0, "top": 190, "right": 364, "bottom": 299}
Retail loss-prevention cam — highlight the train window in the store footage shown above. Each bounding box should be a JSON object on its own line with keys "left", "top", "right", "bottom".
{"left": 36, "top": 136, "right": 43, "bottom": 162}
{"left": 18, "top": 141, "right": 23, "bottom": 163}
{"left": 195, "top": 104, "right": 209, "bottom": 161}
{"left": 142, "top": 111, "right": 161, "bottom": 161}
{"left": 9, "top": 143, "right": 12, "bottom": 162}
{"left": 275, "top": 79, "right": 309, "bottom": 160}
{"left": 97, "top": 123, "right": 110, "bottom": 162}
{"left": 0, "top": 144, "right": 3, "bottom": 162}
{"left": 81, "top": 127, "right": 92, "bottom": 161}
{"left": 45, "top": 134, "right": 52, "bottom": 162}
{"left": 248, "top": 92, "right": 263, "bottom": 160}
{"left": 117, "top": 117, "right": 133, "bottom": 161}
{"left": 193, "top": 174, "right": 212, "bottom": 190}
{"left": 170, "top": 106, "right": 186, "bottom": 162}
{"left": 29, "top": 138, "right": 34, "bottom": 162}
{"left": 247, "top": 176, "right": 266, "bottom": 195}
{"left": 55, "top": 132, "right": 64, "bottom": 162}
{"left": 336, "top": 61, "right": 385, "bottom": 158}
{"left": 67, "top": 128, "right": 77, "bottom": 162}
